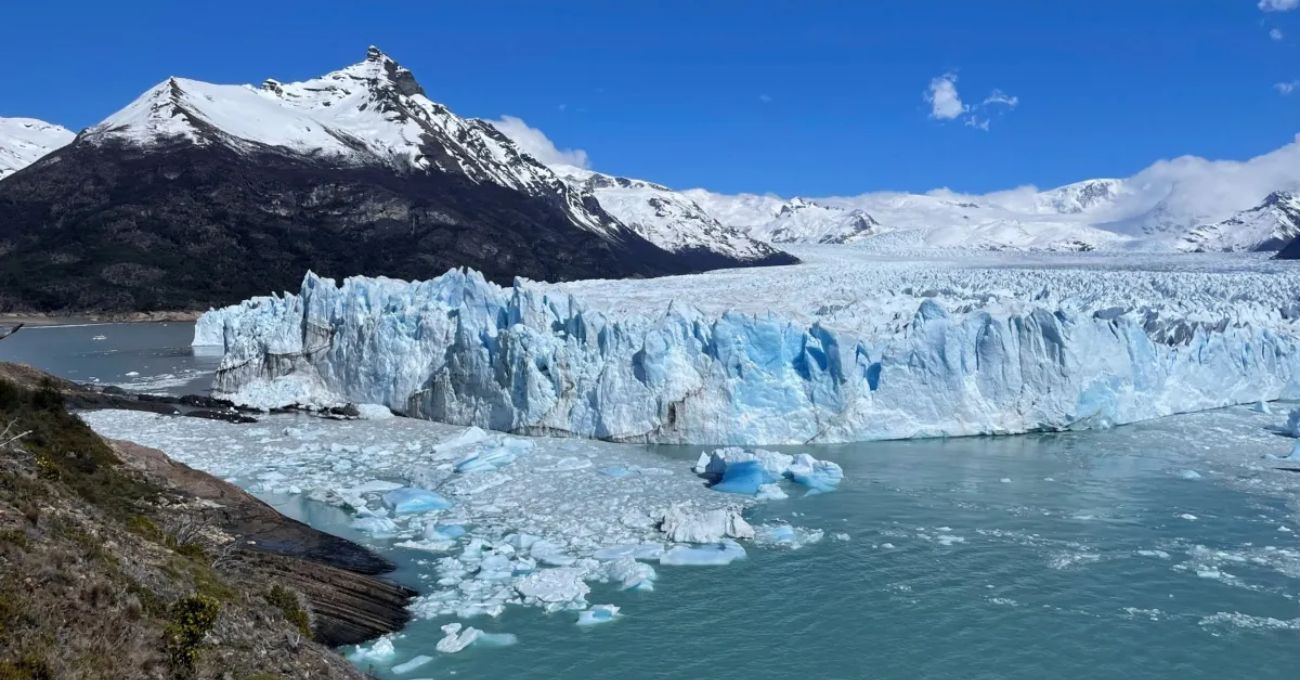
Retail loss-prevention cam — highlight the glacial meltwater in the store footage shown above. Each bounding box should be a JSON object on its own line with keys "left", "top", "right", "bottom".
{"left": 9, "top": 323, "right": 1300, "bottom": 679}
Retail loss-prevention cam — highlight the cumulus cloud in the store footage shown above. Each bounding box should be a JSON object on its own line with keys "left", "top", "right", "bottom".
{"left": 1271, "top": 27, "right": 1286, "bottom": 40}
{"left": 1260, "top": 0, "right": 1300, "bottom": 11}
{"left": 1275, "top": 80, "right": 1300, "bottom": 95}
{"left": 924, "top": 73, "right": 1017, "bottom": 130}
{"left": 926, "top": 73, "right": 966, "bottom": 120}
{"left": 488, "top": 115, "right": 591, "bottom": 168}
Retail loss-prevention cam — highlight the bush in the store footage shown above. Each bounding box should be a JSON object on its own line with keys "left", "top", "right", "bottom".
{"left": 164, "top": 594, "right": 221, "bottom": 672}
{"left": 266, "top": 585, "right": 312, "bottom": 638}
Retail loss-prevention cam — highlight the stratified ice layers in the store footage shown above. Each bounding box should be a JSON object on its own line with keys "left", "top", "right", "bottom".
{"left": 196, "top": 251, "right": 1300, "bottom": 444}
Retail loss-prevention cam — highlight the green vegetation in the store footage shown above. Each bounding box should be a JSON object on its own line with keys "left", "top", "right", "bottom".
{"left": 164, "top": 594, "right": 222, "bottom": 672}
{"left": 267, "top": 584, "right": 313, "bottom": 638}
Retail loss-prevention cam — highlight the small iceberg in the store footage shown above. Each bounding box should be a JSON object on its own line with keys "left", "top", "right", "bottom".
{"left": 659, "top": 540, "right": 747, "bottom": 566}
{"left": 577, "top": 604, "right": 621, "bottom": 626}
{"left": 695, "top": 448, "right": 843, "bottom": 497}
{"left": 383, "top": 487, "right": 451, "bottom": 514}
{"left": 391, "top": 654, "right": 432, "bottom": 674}
{"left": 436, "top": 623, "right": 519, "bottom": 654}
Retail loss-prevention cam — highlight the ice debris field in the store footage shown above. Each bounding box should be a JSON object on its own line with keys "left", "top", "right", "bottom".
{"left": 196, "top": 247, "right": 1300, "bottom": 444}
{"left": 81, "top": 408, "right": 840, "bottom": 673}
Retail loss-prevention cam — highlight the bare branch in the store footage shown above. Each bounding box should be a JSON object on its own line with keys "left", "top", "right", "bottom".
{"left": 0, "top": 323, "right": 24, "bottom": 342}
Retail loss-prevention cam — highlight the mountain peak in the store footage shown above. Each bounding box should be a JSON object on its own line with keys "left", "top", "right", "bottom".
{"left": 354, "top": 46, "right": 424, "bottom": 97}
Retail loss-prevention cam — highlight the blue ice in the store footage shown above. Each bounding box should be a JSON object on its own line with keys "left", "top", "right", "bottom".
{"left": 383, "top": 487, "right": 451, "bottom": 514}
{"left": 710, "top": 460, "right": 778, "bottom": 495}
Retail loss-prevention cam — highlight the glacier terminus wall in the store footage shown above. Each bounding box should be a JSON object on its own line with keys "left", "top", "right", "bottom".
{"left": 195, "top": 250, "right": 1300, "bottom": 445}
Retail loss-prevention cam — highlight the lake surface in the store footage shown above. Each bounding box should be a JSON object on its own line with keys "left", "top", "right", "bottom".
{"left": 16, "top": 323, "right": 1300, "bottom": 679}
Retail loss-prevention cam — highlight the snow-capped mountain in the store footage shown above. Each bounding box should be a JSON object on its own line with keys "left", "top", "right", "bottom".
{"left": 85, "top": 47, "right": 611, "bottom": 235}
{"left": 688, "top": 188, "right": 1124, "bottom": 251}
{"left": 0, "top": 117, "right": 73, "bottom": 180}
{"left": 1178, "top": 191, "right": 1300, "bottom": 252}
{"left": 549, "top": 165, "right": 794, "bottom": 265}
{"left": 1031, "top": 178, "right": 1126, "bottom": 215}
{"left": 0, "top": 48, "right": 789, "bottom": 312}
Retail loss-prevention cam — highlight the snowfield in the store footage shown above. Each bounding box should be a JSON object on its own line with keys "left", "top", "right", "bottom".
{"left": 196, "top": 246, "right": 1300, "bottom": 445}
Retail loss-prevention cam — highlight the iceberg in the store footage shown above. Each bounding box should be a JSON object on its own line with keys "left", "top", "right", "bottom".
{"left": 577, "top": 604, "right": 621, "bottom": 626}
{"left": 383, "top": 487, "right": 451, "bottom": 514}
{"left": 198, "top": 263, "right": 1300, "bottom": 444}
{"left": 696, "top": 448, "right": 843, "bottom": 496}
{"left": 657, "top": 504, "right": 754, "bottom": 543}
{"left": 659, "top": 540, "right": 748, "bottom": 566}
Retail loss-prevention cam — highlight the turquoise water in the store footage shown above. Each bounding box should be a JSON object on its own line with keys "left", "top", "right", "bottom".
{"left": 270, "top": 432, "right": 1300, "bottom": 680}
{"left": 15, "top": 323, "right": 1300, "bottom": 678}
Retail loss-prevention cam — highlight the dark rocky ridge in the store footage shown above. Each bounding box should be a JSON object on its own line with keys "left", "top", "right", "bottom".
{"left": 0, "top": 135, "right": 770, "bottom": 312}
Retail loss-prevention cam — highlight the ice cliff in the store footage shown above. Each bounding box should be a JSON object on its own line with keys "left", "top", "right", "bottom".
{"left": 196, "top": 260, "right": 1300, "bottom": 445}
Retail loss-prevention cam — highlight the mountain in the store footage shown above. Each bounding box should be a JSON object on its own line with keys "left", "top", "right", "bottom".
{"left": 1177, "top": 191, "right": 1300, "bottom": 252}
{"left": 549, "top": 165, "right": 795, "bottom": 265}
{"left": 1031, "top": 178, "right": 1126, "bottom": 215}
{"left": 687, "top": 188, "right": 1124, "bottom": 251}
{"left": 0, "top": 48, "right": 785, "bottom": 313}
{"left": 0, "top": 117, "right": 73, "bottom": 180}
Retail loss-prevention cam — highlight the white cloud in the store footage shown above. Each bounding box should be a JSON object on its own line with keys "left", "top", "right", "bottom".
{"left": 1260, "top": 0, "right": 1300, "bottom": 11}
{"left": 1271, "top": 27, "right": 1286, "bottom": 40}
{"left": 925, "top": 73, "right": 1018, "bottom": 130}
{"left": 759, "top": 94, "right": 773, "bottom": 104}
{"left": 983, "top": 89, "right": 1020, "bottom": 108}
{"left": 926, "top": 73, "right": 966, "bottom": 120}
{"left": 1275, "top": 80, "right": 1300, "bottom": 94}
{"left": 488, "top": 115, "right": 590, "bottom": 168}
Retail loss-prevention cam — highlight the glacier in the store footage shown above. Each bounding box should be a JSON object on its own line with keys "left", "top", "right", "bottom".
{"left": 196, "top": 249, "right": 1300, "bottom": 445}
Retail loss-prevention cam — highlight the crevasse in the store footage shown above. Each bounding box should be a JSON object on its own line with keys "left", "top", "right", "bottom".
{"left": 195, "top": 268, "right": 1300, "bottom": 445}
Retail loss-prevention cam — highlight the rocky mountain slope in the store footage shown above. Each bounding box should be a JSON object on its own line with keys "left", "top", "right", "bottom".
{"left": 0, "top": 363, "right": 412, "bottom": 678}
{"left": 0, "top": 117, "right": 72, "bottom": 180}
{"left": 0, "top": 48, "right": 788, "bottom": 313}
{"left": 1178, "top": 191, "right": 1300, "bottom": 252}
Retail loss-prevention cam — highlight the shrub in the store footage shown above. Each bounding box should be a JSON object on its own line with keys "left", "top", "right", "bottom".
{"left": 164, "top": 594, "right": 221, "bottom": 672}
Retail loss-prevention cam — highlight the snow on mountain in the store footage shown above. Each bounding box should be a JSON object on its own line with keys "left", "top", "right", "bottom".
{"left": 1178, "top": 191, "right": 1300, "bottom": 252}
{"left": 197, "top": 250, "right": 1300, "bottom": 445}
{"left": 549, "top": 165, "right": 791, "bottom": 262}
{"left": 86, "top": 47, "right": 613, "bottom": 235}
{"left": 0, "top": 117, "right": 73, "bottom": 180}
{"left": 1030, "top": 178, "right": 1127, "bottom": 215}
{"left": 688, "top": 188, "right": 1124, "bottom": 251}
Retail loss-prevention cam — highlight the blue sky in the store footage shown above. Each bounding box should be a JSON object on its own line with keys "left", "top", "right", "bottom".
{"left": 5, "top": 0, "right": 1300, "bottom": 195}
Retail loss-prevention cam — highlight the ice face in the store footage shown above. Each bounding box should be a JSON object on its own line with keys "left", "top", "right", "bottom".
{"left": 696, "top": 447, "right": 844, "bottom": 497}
{"left": 197, "top": 251, "right": 1300, "bottom": 445}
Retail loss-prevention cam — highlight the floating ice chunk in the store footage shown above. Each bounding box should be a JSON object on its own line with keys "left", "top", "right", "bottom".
{"left": 351, "top": 516, "right": 401, "bottom": 535}
{"left": 601, "top": 557, "right": 658, "bottom": 591}
{"left": 351, "top": 479, "right": 405, "bottom": 493}
{"left": 383, "top": 487, "right": 451, "bottom": 514}
{"left": 999, "top": 478, "right": 1012, "bottom": 484}
{"left": 391, "top": 654, "right": 433, "bottom": 674}
{"left": 787, "top": 453, "right": 843, "bottom": 494}
{"left": 436, "top": 623, "right": 480, "bottom": 653}
{"left": 355, "top": 403, "right": 395, "bottom": 420}
{"left": 658, "top": 504, "right": 754, "bottom": 543}
{"left": 755, "top": 483, "right": 788, "bottom": 500}
{"left": 529, "top": 539, "right": 576, "bottom": 566}
{"left": 832, "top": 532, "right": 851, "bottom": 541}
{"left": 698, "top": 448, "right": 842, "bottom": 496}
{"left": 514, "top": 567, "right": 590, "bottom": 609}
{"left": 660, "top": 540, "right": 747, "bottom": 566}
{"left": 1179, "top": 469, "right": 1203, "bottom": 480}
{"left": 425, "top": 521, "right": 467, "bottom": 541}
{"left": 598, "top": 465, "right": 636, "bottom": 478}
{"left": 454, "top": 438, "right": 532, "bottom": 473}
{"left": 1180, "top": 513, "right": 1199, "bottom": 521}
{"left": 434, "top": 427, "right": 490, "bottom": 456}
{"left": 577, "top": 604, "right": 621, "bottom": 626}
{"left": 475, "top": 632, "right": 518, "bottom": 647}
{"left": 753, "top": 523, "right": 824, "bottom": 548}
{"left": 710, "top": 459, "right": 778, "bottom": 495}
{"left": 592, "top": 543, "right": 664, "bottom": 560}
{"left": 1286, "top": 409, "right": 1300, "bottom": 438}
{"left": 349, "top": 633, "right": 397, "bottom": 661}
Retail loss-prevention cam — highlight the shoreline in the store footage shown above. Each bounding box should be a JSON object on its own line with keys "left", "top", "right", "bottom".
{"left": 0, "top": 310, "right": 203, "bottom": 326}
